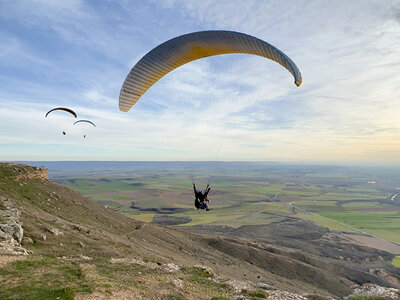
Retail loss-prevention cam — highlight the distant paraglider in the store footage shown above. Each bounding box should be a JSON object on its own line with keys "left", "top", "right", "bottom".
{"left": 119, "top": 30, "right": 302, "bottom": 112}
{"left": 73, "top": 120, "right": 96, "bottom": 127}
{"left": 44, "top": 108, "right": 97, "bottom": 139}
{"left": 45, "top": 107, "right": 77, "bottom": 135}
{"left": 45, "top": 107, "right": 77, "bottom": 118}
{"left": 73, "top": 119, "right": 96, "bottom": 138}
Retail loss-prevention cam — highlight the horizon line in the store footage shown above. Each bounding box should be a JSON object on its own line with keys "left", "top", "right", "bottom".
{"left": 5, "top": 160, "right": 400, "bottom": 167}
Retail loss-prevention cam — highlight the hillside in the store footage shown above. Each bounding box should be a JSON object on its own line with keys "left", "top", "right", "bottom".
{"left": 0, "top": 163, "right": 399, "bottom": 299}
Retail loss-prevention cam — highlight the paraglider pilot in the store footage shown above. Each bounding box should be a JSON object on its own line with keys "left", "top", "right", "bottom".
{"left": 193, "top": 183, "right": 211, "bottom": 211}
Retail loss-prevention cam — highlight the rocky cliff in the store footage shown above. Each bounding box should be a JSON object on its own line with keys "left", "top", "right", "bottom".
{"left": 12, "top": 164, "right": 48, "bottom": 181}
{"left": 0, "top": 196, "right": 28, "bottom": 255}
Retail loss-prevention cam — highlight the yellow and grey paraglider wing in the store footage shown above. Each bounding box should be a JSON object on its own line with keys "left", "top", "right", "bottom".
{"left": 119, "top": 30, "right": 302, "bottom": 112}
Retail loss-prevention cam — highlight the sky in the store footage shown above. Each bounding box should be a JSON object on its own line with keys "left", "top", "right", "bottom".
{"left": 0, "top": 0, "right": 400, "bottom": 163}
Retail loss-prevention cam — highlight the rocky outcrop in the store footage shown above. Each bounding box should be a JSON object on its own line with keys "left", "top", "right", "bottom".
{"left": 345, "top": 283, "right": 400, "bottom": 299}
{"left": 15, "top": 165, "right": 47, "bottom": 181}
{"left": 0, "top": 196, "right": 29, "bottom": 255}
{"left": 0, "top": 163, "right": 47, "bottom": 181}
{"left": 43, "top": 226, "right": 64, "bottom": 236}
{"left": 264, "top": 290, "right": 308, "bottom": 300}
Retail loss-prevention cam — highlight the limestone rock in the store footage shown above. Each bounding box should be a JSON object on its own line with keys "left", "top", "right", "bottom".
{"left": 22, "top": 237, "right": 34, "bottom": 245}
{"left": 60, "top": 255, "right": 93, "bottom": 262}
{"left": 0, "top": 196, "right": 28, "bottom": 255}
{"left": 79, "top": 254, "right": 92, "bottom": 261}
{"left": 0, "top": 207, "right": 23, "bottom": 243}
{"left": 255, "top": 282, "right": 276, "bottom": 290}
{"left": 346, "top": 283, "right": 400, "bottom": 299}
{"left": 225, "top": 279, "right": 253, "bottom": 292}
{"left": 267, "top": 290, "right": 308, "bottom": 300}
{"left": 0, "top": 239, "right": 29, "bottom": 256}
{"left": 162, "top": 263, "right": 181, "bottom": 273}
{"left": 44, "top": 226, "right": 64, "bottom": 236}
{"left": 172, "top": 279, "right": 184, "bottom": 289}
{"left": 15, "top": 165, "right": 47, "bottom": 181}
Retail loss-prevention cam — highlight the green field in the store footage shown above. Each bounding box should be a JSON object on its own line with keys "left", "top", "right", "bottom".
{"left": 318, "top": 211, "right": 400, "bottom": 244}
{"left": 299, "top": 214, "right": 359, "bottom": 232}
{"left": 393, "top": 256, "right": 400, "bottom": 268}
{"left": 51, "top": 162, "right": 400, "bottom": 245}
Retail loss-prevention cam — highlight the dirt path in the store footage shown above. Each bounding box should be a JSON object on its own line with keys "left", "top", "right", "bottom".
{"left": 341, "top": 234, "right": 400, "bottom": 255}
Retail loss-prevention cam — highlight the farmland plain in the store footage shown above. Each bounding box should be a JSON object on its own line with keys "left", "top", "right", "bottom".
{"left": 28, "top": 161, "right": 400, "bottom": 246}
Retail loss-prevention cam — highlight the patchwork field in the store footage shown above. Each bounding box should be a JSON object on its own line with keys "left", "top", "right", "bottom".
{"left": 393, "top": 256, "right": 400, "bottom": 267}
{"left": 40, "top": 162, "right": 400, "bottom": 246}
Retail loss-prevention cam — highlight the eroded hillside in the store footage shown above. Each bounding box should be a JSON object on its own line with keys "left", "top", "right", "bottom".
{"left": 0, "top": 163, "right": 399, "bottom": 300}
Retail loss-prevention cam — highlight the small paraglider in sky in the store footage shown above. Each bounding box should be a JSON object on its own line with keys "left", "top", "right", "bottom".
{"left": 45, "top": 107, "right": 77, "bottom": 136}
{"left": 73, "top": 120, "right": 96, "bottom": 127}
{"left": 73, "top": 120, "right": 96, "bottom": 138}
{"left": 45, "top": 107, "right": 77, "bottom": 118}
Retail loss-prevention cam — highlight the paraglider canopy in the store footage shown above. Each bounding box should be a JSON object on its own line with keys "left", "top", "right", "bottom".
{"left": 73, "top": 120, "right": 96, "bottom": 127}
{"left": 73, "top": 119, "right": 96, "bottom": 139}
{"left": 45, "top": 107, "right": 77, "bottom": 118}
{"left": 119, "top": 30, "right": 302, "bottom": 112}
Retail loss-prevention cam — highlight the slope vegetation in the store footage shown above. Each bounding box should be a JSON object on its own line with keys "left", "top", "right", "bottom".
{"left": 0, "top": 163, "right": 399, "bottom": 299}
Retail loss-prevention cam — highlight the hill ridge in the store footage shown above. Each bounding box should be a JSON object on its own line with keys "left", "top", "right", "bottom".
{"left": 1, "top": 162, "right": 399, "bottom": 299}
